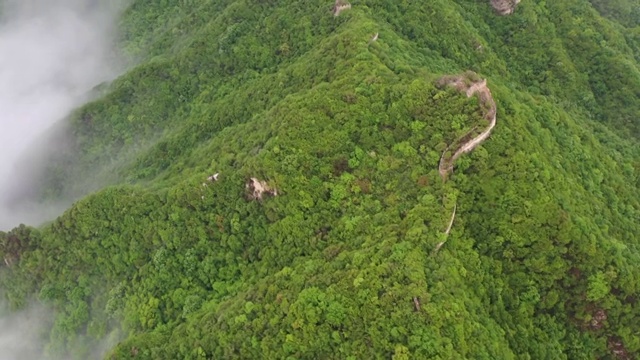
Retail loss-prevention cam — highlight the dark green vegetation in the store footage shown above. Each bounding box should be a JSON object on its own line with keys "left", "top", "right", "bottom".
{"left": 2, "top": 0, "right": 640, "bottom": 358}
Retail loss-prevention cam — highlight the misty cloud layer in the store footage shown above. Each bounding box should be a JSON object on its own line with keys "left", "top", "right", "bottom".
{"left": 0, "top": 299, "right": 121, "bottom": 359}
{"left": 0, "top": 0, "right": 122, "bottom": 230}
{"left": 0, "top": 302, "right": 50, "bottom": 360}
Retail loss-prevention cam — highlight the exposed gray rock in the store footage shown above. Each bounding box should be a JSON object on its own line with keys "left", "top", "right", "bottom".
{"left": 490, "top": 0, "right": 520, "bottom": 15}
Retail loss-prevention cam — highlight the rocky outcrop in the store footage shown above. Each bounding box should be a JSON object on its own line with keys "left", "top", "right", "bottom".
{"left": 589, "top": 309, "right": 607, "bottom": 330}
{"left": 608, "top": 337, "right": 631, "bottom": 360}
{"left": 246, "top": 178, "right": 278, "bottom": 200}
{"left": 490, "top": 0, "right": 520, "bottom": 15}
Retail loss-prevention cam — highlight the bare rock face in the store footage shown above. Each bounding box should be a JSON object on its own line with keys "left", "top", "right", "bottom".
{"left": 490, "top": 0, "right": 520, "bottom": 15}
{"left": 608, "top": 337, "right": 631, "bottom": 360}
{"left": 589, "top": 309, "right": 607, "bottom": 330}
{"left": 246, "top": 178, "right": 278, "bottom": 200}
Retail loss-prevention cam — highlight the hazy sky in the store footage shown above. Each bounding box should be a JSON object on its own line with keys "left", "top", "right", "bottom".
{"left": 0, "top": 0, "right": 121, "bottom": 230}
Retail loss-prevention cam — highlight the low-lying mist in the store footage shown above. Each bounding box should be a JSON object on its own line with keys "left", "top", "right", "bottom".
{"left": 0, "top": 301, "right": 50, "bottom": 360}
{"left": 0, "top": 0, "right": 124, "bottom": 230}
{"left": 0, "top": 299, "right": 121, "bottom": 359}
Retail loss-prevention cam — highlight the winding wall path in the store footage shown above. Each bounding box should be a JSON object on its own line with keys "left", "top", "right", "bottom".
{"left": 438, "top": 77, "right": 497, "bottom": 180}
{"left": 434, "top": 74, "right": 497, "bottom": 253}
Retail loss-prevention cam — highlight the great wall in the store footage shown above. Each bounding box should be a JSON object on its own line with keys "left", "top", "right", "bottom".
{"left": 434, "top": 72, "right": 497, "bottom": 253}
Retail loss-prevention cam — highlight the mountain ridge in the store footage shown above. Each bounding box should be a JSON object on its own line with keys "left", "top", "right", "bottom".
{"left": 0, "top": 0, "right": 639, "bottom": 358}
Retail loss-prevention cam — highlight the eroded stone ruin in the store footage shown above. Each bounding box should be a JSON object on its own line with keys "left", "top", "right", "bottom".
{"left": 490, "top": 0, "right": 520, "bottom": 15}
{"left": 246, "top": 178, "right": 278, "bottom": 200}
{"left": 333, "top": 0, "right": 351, "bottom": 16}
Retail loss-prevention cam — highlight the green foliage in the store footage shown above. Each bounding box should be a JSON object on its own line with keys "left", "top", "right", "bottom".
{"left": 1, "top": 0, "right": 640, "bottom": 359}
{"left": 587, "top": 272, "right": 611, "bottom": 301}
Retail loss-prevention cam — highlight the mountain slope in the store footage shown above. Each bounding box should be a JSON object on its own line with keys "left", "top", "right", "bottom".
{"left": 1, "top": 0, "right": 640, "bottom": 359}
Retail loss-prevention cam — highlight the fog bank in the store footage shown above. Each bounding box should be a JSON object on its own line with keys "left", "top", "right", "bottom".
{"left": 0, "top": 0, "right": 122, "bottom": 230}
{"left": 0, "top": 302, "right": 50, "bottom": 360}
{"left": 0, "top": 299, "right": 121, "bottom": 359}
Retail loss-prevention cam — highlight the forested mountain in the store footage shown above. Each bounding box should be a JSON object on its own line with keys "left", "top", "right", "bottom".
{"left": 1, "top": 0, "right": 640, "bottom": 358}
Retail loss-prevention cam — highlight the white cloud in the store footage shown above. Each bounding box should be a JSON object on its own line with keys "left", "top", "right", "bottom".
{"left": 0, "top": 0, "right": 123, "bottom": 230}
{"left": 0, "top": 299, "right": 122, "bottom": 359}
{"left": 0, "top": 302, "right": 49, "bottom": 360}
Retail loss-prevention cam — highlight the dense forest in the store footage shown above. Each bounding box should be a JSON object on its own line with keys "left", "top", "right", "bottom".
{"left": 1, "top": 0, "right": 640, "bottom": 358}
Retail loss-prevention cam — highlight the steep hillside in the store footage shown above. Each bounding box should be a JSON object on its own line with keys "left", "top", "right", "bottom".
{"left": 1, "top": 0, "right": 640, "bottom": 359}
